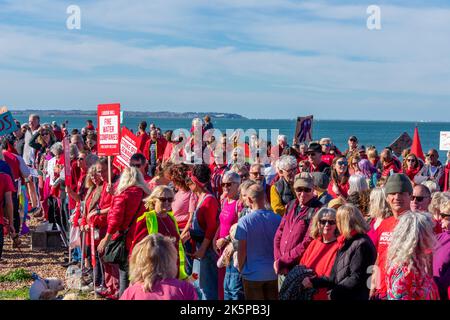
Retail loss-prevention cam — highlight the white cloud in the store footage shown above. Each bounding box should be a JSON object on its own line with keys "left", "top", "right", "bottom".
{"left": 0, "top": 0, "right": 449, "bottom": 119}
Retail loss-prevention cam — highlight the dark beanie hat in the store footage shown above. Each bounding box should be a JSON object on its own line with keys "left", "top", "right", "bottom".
{"left": 311, "top": 172, "right": 330, "bottom": 190}
{"left": 384, "top": 173, "right": 413, "bottom": 194}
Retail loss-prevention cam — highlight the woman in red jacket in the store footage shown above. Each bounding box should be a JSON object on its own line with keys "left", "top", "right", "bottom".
{"left": 300, "top": 208, "right": 340, "bottom": 300}
{"left": 402, "top": 153, "right": 421, "bottom": 183}
{"left": 328, "top": 156, "right": 350, "bottom": 199}
{"left": 97, "top": 166, "right": 151, "bottom": 298}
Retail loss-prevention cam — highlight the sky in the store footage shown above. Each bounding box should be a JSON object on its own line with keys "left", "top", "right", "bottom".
{"left": 0, "top": 0, "right": 450, "bottom": 120}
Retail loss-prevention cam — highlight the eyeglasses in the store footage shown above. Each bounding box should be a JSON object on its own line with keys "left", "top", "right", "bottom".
{"left": 319, "top": 219, "right": 336, "bottom": 226}
{"left": 411, "top": 196, "right": 427, "bottom": 202}
{"left": 222, "top": 182, "right": 235, "bottom": 187}
{"left": 130, "top": 163, "right": 142, "bottom": 168}
{"left": 337, "top": 161, "right": 348, "bottom": 166}
{"left": 158, "top": 197, "right": 174, "bottom": 203}
{"left": 295, "top": 187, "right": 312, "bottom": 193}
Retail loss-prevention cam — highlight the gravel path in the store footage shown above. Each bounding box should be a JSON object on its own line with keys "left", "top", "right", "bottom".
{"left": 0, "top": 217, "right": 67, "bottom": 292}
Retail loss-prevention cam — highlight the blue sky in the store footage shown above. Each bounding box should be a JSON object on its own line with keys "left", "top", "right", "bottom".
{"left": 0, "top": 0, "right": 450, "bottom": 120}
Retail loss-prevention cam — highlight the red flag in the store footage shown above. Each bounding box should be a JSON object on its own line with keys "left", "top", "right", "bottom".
{"left": 410, "top": 126, "right": 425, "bottom": 161}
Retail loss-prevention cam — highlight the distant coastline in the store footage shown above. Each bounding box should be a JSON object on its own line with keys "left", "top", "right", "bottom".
{"left": 11, "top": 109, "right": 247, "bottom": 120}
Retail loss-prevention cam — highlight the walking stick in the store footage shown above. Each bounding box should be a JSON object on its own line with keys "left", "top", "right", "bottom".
{"left": 80, "top": 229, "right": 85, "bottom": 271}
{"left": 90, "top": 225, "right": 97, "bottom": 299}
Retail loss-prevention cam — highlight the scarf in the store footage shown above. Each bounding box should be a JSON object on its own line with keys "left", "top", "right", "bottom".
{"left": 337, "top": 230, "right": 359, "bottom": 250}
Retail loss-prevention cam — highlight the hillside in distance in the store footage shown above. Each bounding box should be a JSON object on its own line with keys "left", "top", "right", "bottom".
{"left": 12, "top": 109, "right": 247, "bottom": 120}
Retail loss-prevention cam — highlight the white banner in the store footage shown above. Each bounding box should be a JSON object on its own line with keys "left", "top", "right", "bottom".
{"left": 440, "top": 131, "right": 450, "bottom": 151}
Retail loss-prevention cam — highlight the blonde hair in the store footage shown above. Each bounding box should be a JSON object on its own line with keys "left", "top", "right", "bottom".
{"left": 129, "top": 234, "right": 178, "bottom": 292}
{"left": 85, "top": 165, "right": 99, "bottom": 189}
{"left": 336, "top": 204, "right": 370, "bottom": 239}
{"left": 440, "top": 198, "right": 450, "bottom": 214}
{"left": 144, "top": 185, "right": 175, "bottom": 211}
{"left": 367, "top": 147, "right": 378, "bottom": 161}
{"left": 428, "top": 192, "right": 450, "bottom": 215}
{"left": 387, "top": 211, "right": 435, "bottom": 274}
{"left": 116, "top": 166, "right": 151, "bottom": 195}
{"left": 368, "top": 188, "right": 391, "bottom": 220}
{"left": 310, "top": 208, "right": 338, "bottom": 239}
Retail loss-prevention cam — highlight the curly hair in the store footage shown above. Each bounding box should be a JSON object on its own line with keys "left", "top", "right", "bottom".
{"left": 170, "top": 163, "right": 190, "bottom": 191}
{"left": 347, "top": 190, "right": 371, "bottom": 217}
{"left": 428, "top": 192, "right": 450, "bottom": 216}
{"left": 387, "top": 211, "right": 435, "bottom": 274}
{"left": 129, "top": 234, "right": 178, "bottom": 292}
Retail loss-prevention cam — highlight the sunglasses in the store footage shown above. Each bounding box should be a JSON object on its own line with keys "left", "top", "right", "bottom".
{"left": 41, "top": 132, "right": 49, "bottom": 136}
{"left": 158, "top": 197, "right": 174, "bottom": 203}
{"left": 439, "top": 213, "right": 450, "bottom": 219}
{"left": 319, "top": 219, "right": 336, "bottom": 226}
{"left": 77, "top": 157, "right": 85, "bottom": 161}
{"left": 411, "top": 196, "right": 427, "bottom": 202}
{"left": 295, "top": 187, "right": 312, "bottom": 193}
{"left": 222, "top": 182, "right": 235, "bottom": 187}
{"left": 337, "top": 161, "right": 348, "bottom": 166}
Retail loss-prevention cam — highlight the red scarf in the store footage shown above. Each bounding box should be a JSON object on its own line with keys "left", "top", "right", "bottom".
{"left": 405, "top": 167, "right": 420, "bottom": 181}
{"left": 337, "top": 230, "right": 359, "bottom": 250}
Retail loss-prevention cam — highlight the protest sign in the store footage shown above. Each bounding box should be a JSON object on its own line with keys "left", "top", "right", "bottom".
{"left": 97, "top": 103, "right": 121, "bottom": 156}
{"left": 440, "top": 131, "right": 450, "bottom": 151}
{"left": 389, "top": 132, "right": 412, "bottom": 157}
{"left": 113, "top": 127, "right": 138, "bottom": 170}
{"left": 294, "top": 115, "right": 313, "bottom": 143}
{"left": 0, "top": 107, "right": 19, "bottom": 137}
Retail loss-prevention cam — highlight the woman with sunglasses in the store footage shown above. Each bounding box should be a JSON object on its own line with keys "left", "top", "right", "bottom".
{"left": 131, "top": 185, "right": 188, "bottom": 281}
{"left": 213, "top": 171, "right": 244, "bottom": 300}
{"left": 302, "top": 204, "right": 376, "bottom": 300}
{"left": 300, "top": 208, "right": 340, "bottom": 300}
{"left": 402, "top": 153, "right": 421, "bottom": 183}
{"left": 328, "top": 156, "right": 350, "bottom": 199}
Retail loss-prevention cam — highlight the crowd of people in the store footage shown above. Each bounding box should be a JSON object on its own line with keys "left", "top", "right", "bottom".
{"left": 0, "top": 113, "right": 450, "bottom": 301}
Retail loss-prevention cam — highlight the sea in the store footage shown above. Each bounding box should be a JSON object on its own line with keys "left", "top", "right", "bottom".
{"left": 14, "top": 115, "right": 450, "bottom": 161}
